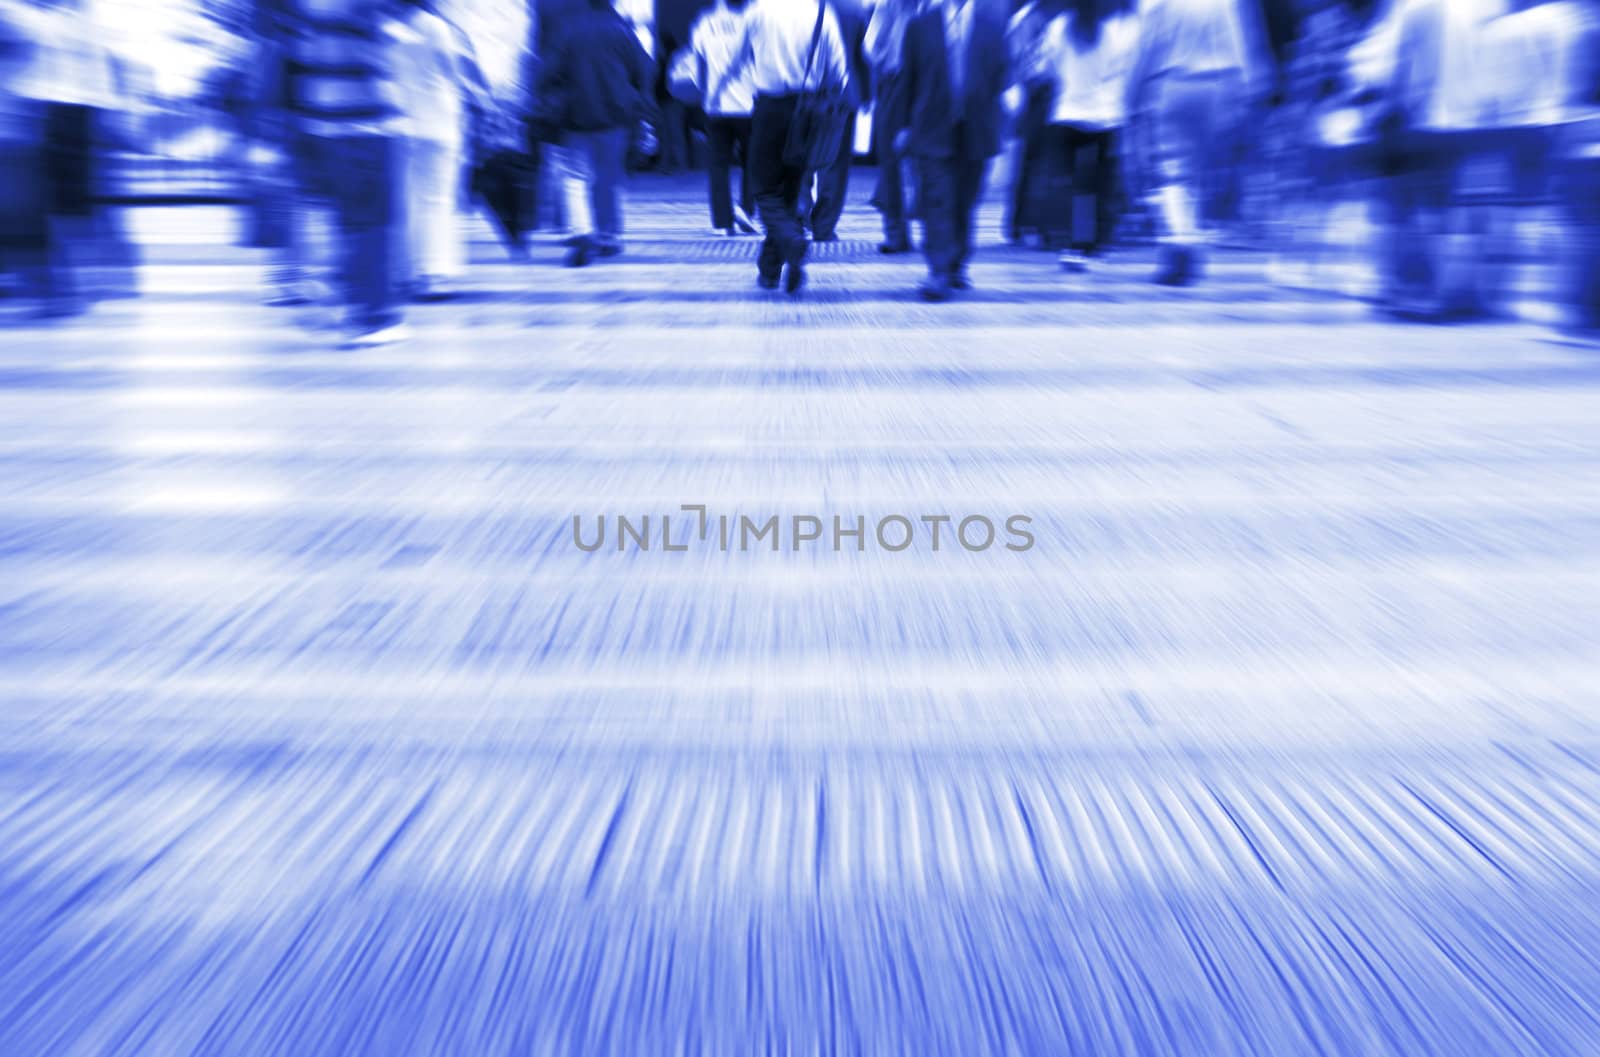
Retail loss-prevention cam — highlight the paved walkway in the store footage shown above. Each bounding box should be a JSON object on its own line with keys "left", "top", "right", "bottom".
{"left": 2, "top": 186, "right": 1599, "bottom": 1055}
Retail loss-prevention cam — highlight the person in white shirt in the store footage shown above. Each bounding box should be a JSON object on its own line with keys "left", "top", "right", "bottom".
{"left": 712, "top": 0, "right": 849, "bottom": 293}
{"left": 1126, "top": 0, "right": 1267, "bottom": 285}
{"left": 690, "top": 0, "right": 759, "bottom": 235}
{"left": 1040, "top": 0, "right": 1139, "bottom": 271}
{"left": 388, "top": 0, "right": 486, "bottom": 301}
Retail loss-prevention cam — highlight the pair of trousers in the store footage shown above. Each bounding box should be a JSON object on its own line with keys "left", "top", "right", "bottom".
{"left": 558, "top": 127, "right": 630, "bottom": 245}
{"left": 804, "top": 112, "right": 856, "bottom": 238}
{"left": 706, "top": 115, "right": 754, "bottom": 229}
{"left": 317, "top": 133, "right": 404, "bottom": 331}
{"left": 750, "top": 94, "right": 808, "bottom": 280}
{"left": 1151, "top": 70, "right": 1241, "bottom": 246}
{"left": 1043, "top": 124, "right": 1119, "bottom": 254}
{"left": 407, "top": 137, "right": 465, "bottom": 282}
{"left": 916, "top": 138, "right": 987, "bottom": 280}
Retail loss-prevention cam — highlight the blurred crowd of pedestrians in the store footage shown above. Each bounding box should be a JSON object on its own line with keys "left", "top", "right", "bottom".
{"left": 1, "top": 0, "right": 1598, "bottom": 342}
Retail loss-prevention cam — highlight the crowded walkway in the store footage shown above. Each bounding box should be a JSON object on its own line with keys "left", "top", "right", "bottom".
{"left": 2, "top": 1, "right": 1600, "bottom": 1055}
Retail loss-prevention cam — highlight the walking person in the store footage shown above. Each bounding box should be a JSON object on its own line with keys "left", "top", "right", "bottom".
{"left": 1004, "top": 0, "right": 1061, "bottom": 246}
{"left": 389, "top": 0, "right": 487, "bottom": 301}
{"left": 865, "top": 0, "right": 919, "bottom": 253}
{"left": 898, "top": 0, "right": 1009, "bottom": 301}
{"left": 1125, "top": 0, "right": 1266, "bottom": 286}
{"left": 9, "top": 0, "right": 123, "bottom": 319}
{"left": 712, "top": 0, "right": 849, "bottom": 294}
{"left": 538, "top": 0, "right": 653, "bottom": 267}
{"left": 1039, "top": 0, "right": 1139, "bottom": 272}
{"left": 690, "top": 0, "right": 759, "bottom": 236}
{"left": 288, "top": 0, "right": 411, "bottom": 346}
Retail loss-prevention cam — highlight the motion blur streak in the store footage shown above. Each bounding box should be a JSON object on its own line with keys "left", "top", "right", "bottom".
{"left": 2, "top": 0, "right": 1600, "bottom": 1052}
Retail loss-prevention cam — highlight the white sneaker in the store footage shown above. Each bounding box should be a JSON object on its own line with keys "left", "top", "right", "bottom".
{"left": 732, "top": 206, "right": 758, "bottom": 234}
{"left": 709, "top": 226, "right": 734, "bottom": 237}
{"left": 1059, "top": 251, "right": 1090, "bottom": 273}
{"left": 342, "top": 323, "right": 411, "bottom": 349}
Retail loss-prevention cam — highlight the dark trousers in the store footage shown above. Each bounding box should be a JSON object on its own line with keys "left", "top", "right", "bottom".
{"left": 1044, "top": 124, "right": 1119, "bottom": 254}
{"left": 1007, "top": 85, "right": 1052, "bottom": 241}
{"left": 916, "top": 132, "right": 987, "bottom": 280}
{"left": 750, "top": 94, "right": 808, "bottom": 280}
{"left": 805, "top": 112, "right": 856, "bottom": 239}
{"left": 569, "top": 127, "right": 630, "bottom": 244}
{"left": 872, "top": 76, "right": 910, "bottom": 246}
{"left": 658, "top": 98, "right": 689, "bottom": 172}
{"left": 316, "top": 133, "right": 404, "bottom": 331}
{"left": 707, "top": 115, "right": 754, "bottom": 229}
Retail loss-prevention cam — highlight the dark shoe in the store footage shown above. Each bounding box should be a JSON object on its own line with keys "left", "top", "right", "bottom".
{"left": 784, "top": 261, "right": 806, "bottom": 295}
{"left": 565, "top": 239, "right": 593, "bottom": 268}
{"left": 595, "top": 242, "right": 623, "bottom": 259}
{"left": 812, "top": 231, "right": 838, "bottom": 244}
{"left": 918, "top": 277, "right": 953, "bottom": 303}
{"left": 879, "top": 240, "right": 911, "bottom": 255}
{"left": 948, "top": 273, "right": 972, "bottom": 292}
{"left": 1153, "top": 245, "right": 1198, "bottom": 287}
{"left": 758, "top": 271, "right": 781, "bottom": 290}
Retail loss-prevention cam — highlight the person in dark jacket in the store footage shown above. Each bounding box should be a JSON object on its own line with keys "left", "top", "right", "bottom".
{"left": 539, "top": 0, "right": 652, "bottom": 266}
{"left": 897, "top": 0, "right": 1008, "bottom": 301}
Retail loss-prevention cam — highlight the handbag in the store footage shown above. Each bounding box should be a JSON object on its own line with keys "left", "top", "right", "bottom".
{"left": 783, "top": 1, "right": 852, "bottom": 170}
{"left": 667, "top": 48, "right": 703, "bottom": 107}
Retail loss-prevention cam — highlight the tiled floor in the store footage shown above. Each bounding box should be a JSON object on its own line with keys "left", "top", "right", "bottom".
{"left": 1, "top": 189, "right": 1598, "bottom": 1054}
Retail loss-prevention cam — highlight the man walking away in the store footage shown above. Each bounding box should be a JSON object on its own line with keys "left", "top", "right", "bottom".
{"left": 691, "top": 0, "right": 759, "bottom": 236}
{"left": 540, "top": 0, "right": 653, "bottom": 267}
{"left": 899, "top": 0, "right": 1009, "bottom": 301}
{"left": 714, "top": 0, "right": 849, "bottom": 294}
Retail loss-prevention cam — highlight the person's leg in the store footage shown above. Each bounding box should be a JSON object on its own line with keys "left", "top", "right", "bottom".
{"left": 810, "top": 113, "right": 856, "bottom": 240}
{"left": 660, "top": 99, "right": 688, "bottom": 173}
{"left": 707, "top": 118, "right": 735, "bottom": 230}
{"left": 751, "top": 96, "right": 804, "bottom": 285}
{"left": 550, "top": 137, "right": 597, "bottom": 264}
{"left": 951, "top": 154, "right": 987, "bottom": 283}
{"left": 1040, "top": 124, "right": 1073, "bottom": 255}
{"left": 330, "top": 134, "right": 403, "bottom": 337}
{"left": 1090, "top": 130, "right": 1120, "bottom": 255}
{"left": 1151, "top": 77, "right": 1208, "bottom": 284}
{"left": 875, "top": 87, "right": 909, "bottom": 251}
{"left": 916, "top": 155, "right": 956, "bottom": 297}
{"left": 406, "top": 138, "right": 453, "bottom": 293}
{"left": 583, "top": 130, "right": 624, "bottom": 252}
{"left": 1068, "top": 126, "right": 1103, "bottom": 255}
{"left": 733, "top": 117, "right": 757, "bottom": 223}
